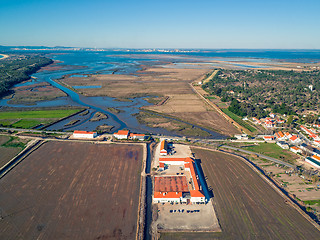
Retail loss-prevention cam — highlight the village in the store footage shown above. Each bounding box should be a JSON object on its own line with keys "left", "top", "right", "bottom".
{"left": 235, "top": 112, "right": 320, "bottom": 170}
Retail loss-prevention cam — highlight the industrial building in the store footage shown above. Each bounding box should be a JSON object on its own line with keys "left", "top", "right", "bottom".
{"left": 153, "top": 157, "right": 206, "bottom": 204}
{"left": 72, "top": 130, "right": 97, "bottom": 139}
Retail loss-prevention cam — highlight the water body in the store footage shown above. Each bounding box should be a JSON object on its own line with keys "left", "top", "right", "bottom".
{"left": 1, "top": 50, "right": 319, "bottom": 137}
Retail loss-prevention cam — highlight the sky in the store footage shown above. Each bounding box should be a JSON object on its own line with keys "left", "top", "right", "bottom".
{"left": 0, "top": 0, "right": 319, "bottom": 49}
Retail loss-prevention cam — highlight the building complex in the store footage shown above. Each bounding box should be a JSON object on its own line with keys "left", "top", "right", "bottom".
{"left": 153, "top": 157, "right": 206, "bottom": 204}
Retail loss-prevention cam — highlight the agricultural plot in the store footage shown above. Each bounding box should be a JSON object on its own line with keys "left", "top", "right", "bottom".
{"left": 0, "top": 141, "right": 143, "bottom": 240}
{"left": 0, "top": 135, "right": 28, "bottom": 168}
{"left": 161, "top": 148, "right": 320, "bottom": 239}
{"left": 0, "top": 109, "right": 82, "bottom": 129}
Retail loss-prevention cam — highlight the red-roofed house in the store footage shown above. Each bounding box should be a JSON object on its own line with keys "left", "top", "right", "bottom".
{"left": 263, "top": 135, "right": 275, "bottom": 141}
{"left": 265, "top": 121, "right": 274, "bottom": 128}
{"left": 160, "top": 140, "right": 168, "bottom": 156}
{"left": 289, "top": 135, "right": 301, "bottom": 144}
{"left": 284, "top": 132, "right": 292, "bottom": 139}
{"left": 159, "top": 162, "right": 165, "bottom": 171}
{"left": 113, "top": 130, "right": 129, "bottom": 139}
{"left": 290, "top": 146, "right": 302, "bottom": 154}
{"left": 129, "top": 133, "right": 145, "bottom": 141}
{"left": 275, "top": 131, "right": 286, "bottom": 140}
{"left": 73, "top": 130, "right": 97, "bottom": 139}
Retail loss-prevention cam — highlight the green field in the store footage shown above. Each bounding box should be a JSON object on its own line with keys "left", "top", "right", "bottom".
{"left": 221, "top": 108, "right": 257, "bottom": 132}
{"left": 0, "top": 109, "right": 81, "bottom": 129}
{"left": 243, "top": 142, "right": 297, "bottom": 164}
{"left": 0, "top": 109, "right": 80, "bottom": 119}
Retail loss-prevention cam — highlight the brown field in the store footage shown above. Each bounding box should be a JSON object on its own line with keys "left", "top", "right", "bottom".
{"left": 0, "top": 141, "right": 143, "bottom": 240}
{"left": 0, "top": 146, "right": 21, "bottom": 168}
{"left": 8, "top": 82, "right": 66, "bottom": 104}
{"left": 0, "top": 135, "right": 24, "bottom": 168}
{"left": 160, "top": 148, "right": 320, "bottom": 240}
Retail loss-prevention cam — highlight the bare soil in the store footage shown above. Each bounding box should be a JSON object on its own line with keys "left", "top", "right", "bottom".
{"left": 160, "top": 148, "right": 320, "bottom": 239}
{"left": 0, "top": 141, "right": 143, "bottom": 240}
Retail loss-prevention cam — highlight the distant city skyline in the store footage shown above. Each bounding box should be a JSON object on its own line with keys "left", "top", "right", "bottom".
{"left": 0, "top": 0, "right": 319, "bottom": 49}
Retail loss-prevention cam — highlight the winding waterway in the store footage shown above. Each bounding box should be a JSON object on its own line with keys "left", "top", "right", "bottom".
{"left": 3, "top": 50, "right": 318, "bottom": 137}
{"left": 0, "top": 52, "right": 226, "bottom": 138}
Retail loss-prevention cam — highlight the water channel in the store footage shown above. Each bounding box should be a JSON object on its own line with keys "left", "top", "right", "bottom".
{"left": 0, "top": 52, "right": 226, "bottom": 138}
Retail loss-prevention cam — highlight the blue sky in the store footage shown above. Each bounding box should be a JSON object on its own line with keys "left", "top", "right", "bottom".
{"left": 0, "top": 0, "right": 319, "bottom": 48}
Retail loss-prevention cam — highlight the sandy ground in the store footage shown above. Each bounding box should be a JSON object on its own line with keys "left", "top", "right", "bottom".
{"left": 153, "top": 141, "right": 192, "bottom": 169}
{"left": 155, "top": 203, "right": 220, "bottom": 232}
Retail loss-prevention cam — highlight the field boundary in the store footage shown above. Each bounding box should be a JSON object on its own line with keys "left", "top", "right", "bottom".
{"left": 192, "top": 146, "right": 320, "bottom": 232}
{"left": 137, "top": 143, "right": 147, "bottom": 240}
{"left": 0, "top": 140, "right": 44, "bottom": 179}
{"left": 189, "top": 81, "right": 249, "bottom": 134}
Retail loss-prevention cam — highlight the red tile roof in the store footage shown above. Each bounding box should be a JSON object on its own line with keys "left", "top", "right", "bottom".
{"left": 290, "top": 135, "right": 299, "bottom": 141}
{"left": 114, "top": 130, "right": 129, "bottom": 135}
{"left": 154, "top": 176, "right": 189, "bottom": 192}
{"left": 190, "top": 190, "right": 205, "bottom": 198}
{"left": 290, "top": 146, "right": 300, "bottom": 151}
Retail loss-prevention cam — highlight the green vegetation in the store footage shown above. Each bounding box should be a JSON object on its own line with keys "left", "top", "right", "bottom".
{"left": 0, "top": 109, "right": 81, "bottom": 129}
{"left": 0, "top": 109, "right": 79, "bottom": 119}
{"left": 243, "top": 142, "right": 297, "bottom": 164}
{"left": 303, "top": 200, "right": 320, "bottom": 206}
{"left": 0, "top": 55, "right": 53, "bottom": 97}
{"left": 11, "top": 119, "right": 44, "bottom": 129}
{"left": 202, "top": 69, "right": 320, "bottom": 117}
{"left": 1, "top": 136, "right": 27, "bottom": 148}
{"left": 221, "top": 108, "right": 256, "bottom": 132}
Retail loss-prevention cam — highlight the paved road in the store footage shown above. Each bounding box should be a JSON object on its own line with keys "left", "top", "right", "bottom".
{"left": 221, "top": 145, "right": 295, "bottom": 168}
{"left": 0, "top": 127, "right": 66, "bottom": 135}
{"left": 0, "top": 126, "right": 296, "bottom": 169}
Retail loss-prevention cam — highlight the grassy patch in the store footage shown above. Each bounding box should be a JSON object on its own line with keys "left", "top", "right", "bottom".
{"left": 0, "top": 119, "right": 16, "bottom": 127}
{"left": 221, "top": 108, "right": 256, "bottom": 132}
{"left": 1, "top": 136, "right": 27, "bottom": 148}
{"left": 11, "top": 119, "right": 43, "bottom": 129}
{"left": 205, "top": 96, "right": 216, "bottom": 99}
{"left": 304, "top": 200, "right": 320, "bottom": 205}
{"left": 243, "top": 142, "right": 297, "bottom": 164}
{"left": 0, "top": 109, "right": 82, "bottom": 129}
{"left": 0, "top": 109, "right": 80, "bottom": 119}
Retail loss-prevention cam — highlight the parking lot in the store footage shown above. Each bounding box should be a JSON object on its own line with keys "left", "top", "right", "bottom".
{"left": 154, "top": 202, "right": 221, "bottom": 232}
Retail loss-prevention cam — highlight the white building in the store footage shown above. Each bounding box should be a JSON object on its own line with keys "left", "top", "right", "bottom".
{"left": 113, "top": 130, "right": 129, "bottom": 139}
{"left": 73, "top": 130, "right": 97, "bottom": 139}
{"left": 129, "top": 133, "right": 145, "bottom": 141}
{"left": 277, "top": 141, "right": 289, "bottom": 149}
{"left": 290, "top": 146, "right": 302, "bottom": 154}
{"left": 234, "top": 134, "right": 249, "bottom": 140}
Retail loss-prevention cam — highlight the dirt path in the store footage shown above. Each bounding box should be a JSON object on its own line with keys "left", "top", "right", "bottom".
{"left": 189, "top": 81, "right": 248, "bottom": 134}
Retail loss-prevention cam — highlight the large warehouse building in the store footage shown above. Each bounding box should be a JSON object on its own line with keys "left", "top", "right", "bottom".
{"left": 153, "top": 157, "right": 206, "bottom": 204}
